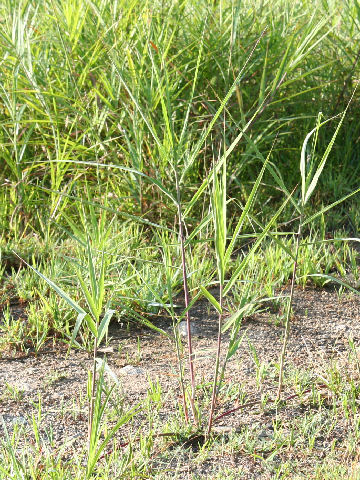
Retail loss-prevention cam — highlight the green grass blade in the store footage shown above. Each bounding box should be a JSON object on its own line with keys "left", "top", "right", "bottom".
{"left": 70, "top": 312, "right": 89, "bottom": 348}
{"left": 86, "top": 236, "right": 98, "bottom": 304}
{"left": 76, "top": 270, "right": 99, "bottom": 323}
{"left": 181, "top": 29, "right": 266, "bottom": 183}
{"left": 12, "top": 252, "right": 86, "bottom": 315}
{"left": 305, "top": 274, "right": 360, "bottom": 295}
{"left": 224, "top": 188, "right": 294, "bottom": 296}
{"left": 97, "top": 309, "right": 115, "bottom": 345}
{"left": 224, "top": 155, "right": 269, "bottom": 266}
{"left": 200, "top": 286, "right": 222, "bottom": 313}
{"left": 34, "top": 160, "right": 177, "bottom": 206}
{"left": 87, "top": 404, "right": 141, "bottom": 476}
{"left": 302, "top": 186, "right": 360, "bottom": 226}
{"left": 304, "top": 108, "right": 349, "bottom": 205}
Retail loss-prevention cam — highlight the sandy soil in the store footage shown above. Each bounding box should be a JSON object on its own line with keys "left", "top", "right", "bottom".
{"left": 1, "top": 286, "right": 360, "bottom": 477}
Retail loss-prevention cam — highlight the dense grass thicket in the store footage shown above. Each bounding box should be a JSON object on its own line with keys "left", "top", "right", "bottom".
{"left": 1, "top": 0, "right": 360, "bottom": 329}
{"left": 1, "top": 0, "right": 360, "bottom": 236}
{"left": 1, "top": 0, "right": 360, "bottom": 478}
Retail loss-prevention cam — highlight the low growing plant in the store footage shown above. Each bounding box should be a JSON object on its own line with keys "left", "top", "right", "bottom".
{"left": 13, "top": 241, "right": 140, "bottom": 477}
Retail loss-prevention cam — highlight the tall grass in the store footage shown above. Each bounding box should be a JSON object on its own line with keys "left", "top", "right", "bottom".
{"left": 1, "top": 0, "right": 359, "bottom": 237}
{"left": 1, "top": 0, "right": 360, "bottom": 477}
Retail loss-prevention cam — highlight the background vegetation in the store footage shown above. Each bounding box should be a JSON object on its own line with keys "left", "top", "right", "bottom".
{"left": 1, "top": 0, "right": 359, "bottom": 320}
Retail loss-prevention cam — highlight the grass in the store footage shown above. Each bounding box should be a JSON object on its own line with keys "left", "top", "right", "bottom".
{"left": 1, "top": 0, "right": 360, "bottom": 478}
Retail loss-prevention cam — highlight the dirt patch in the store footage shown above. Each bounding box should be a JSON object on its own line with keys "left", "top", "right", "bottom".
{"left": 1, "top": 287, "right": 360, "bottom": 477}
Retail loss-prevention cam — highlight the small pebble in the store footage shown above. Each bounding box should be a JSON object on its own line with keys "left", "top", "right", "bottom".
{"left": 1, "top": 414, "right": 28, "bottom": 426}
{"left": 177, "top": 321, "right": 200, "bottom": 338}
{"left": 120, "top": 365, "right": 145, "bottom": 375}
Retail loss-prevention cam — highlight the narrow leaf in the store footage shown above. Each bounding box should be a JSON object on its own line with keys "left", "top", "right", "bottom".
{"left": 224, "top": 188, "right": 294, "bottom": 295}
{"left": 12, "top": 252, "right": 86, "bottom": 315}
{"left": 200, "top": 286, "right": 222, "bottom": 313}
{"left": 97, "top": 309, "right": 115, "bottom": 344}
{"left": 302, "top": 186, "right": 360, "bottom": 226}
{"left": 76, "top": 271, "right": 99, "bottom": 321}
{"left": 70, "top": 312, "right": 88, "bottom": 347}
{"left": 306, "top": 274, "right": 360, "bottom": 295}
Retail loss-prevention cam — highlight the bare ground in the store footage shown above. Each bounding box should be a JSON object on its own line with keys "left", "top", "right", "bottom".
{"left": 1, "top": 286, "right": 360, "bottom": 478}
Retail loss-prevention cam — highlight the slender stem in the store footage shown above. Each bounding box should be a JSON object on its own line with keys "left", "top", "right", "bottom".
{"left": 88, "top": 335, "right": 98, "bottom": 448}
{"left": 163, "top": 236, "right": 189, "bottom": 422}
{"left": 207, "top": 283, "right": 224, "bottom": 437}
{"left": 276, "top": 216, "right": 302, "bottom": 401}
{"left": 174, "top": 327, "right": 189, "bottom": 423}
{"left": 175, "top": 174, "right": 198, "bottom": 426}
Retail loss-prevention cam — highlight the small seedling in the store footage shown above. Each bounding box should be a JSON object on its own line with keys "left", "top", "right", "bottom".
{"left": 2, "top": 383, "right": 24, "bottom": 403}
{"left": 44, "top": 370, "right": 68, "bottom": 386}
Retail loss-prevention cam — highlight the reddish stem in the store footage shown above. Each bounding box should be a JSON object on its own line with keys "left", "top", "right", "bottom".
{"left": 176, "top": 174, "right": 198, "bottom": 426}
